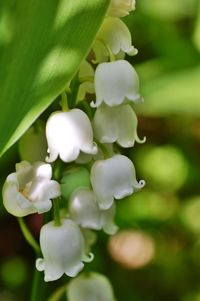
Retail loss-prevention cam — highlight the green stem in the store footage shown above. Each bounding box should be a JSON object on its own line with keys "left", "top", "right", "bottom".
{"left": 18, "top": 218, "right": 44, "bottom": 300}
{"left": 78, "top": 100, "right": 93, "bottom": 120}
{"left": 30, "top": 266, "right": 45, "bottom": 301}
{"left": 48, "top": 284, "right": 67, "bottom": 301}
{"left": 53, "top": 198, "right": 61, "bottom": 226}
{"left": 61, "top": 91, "right": 69, "bottom": 111}
{"left": 97, "top": 142, "right": 110, "bottom": 159}
{"left": 97, "top": 38, "right": 116, "bottom": 62}
{"left": 79, "top": 76, "right": 94, "bottom": 83}
{"left": 67, "top": 73, "right": 80, "bottom": 109}
{"left": 17, "top": 217, "right": 40, "bottom": 255}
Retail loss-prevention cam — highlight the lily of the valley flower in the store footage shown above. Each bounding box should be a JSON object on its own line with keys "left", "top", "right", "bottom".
{"left": 77, "top": 60, "right": 95, "bottom": 101}
{"left": 108, "top": 0, "right": 136, "bottom": 17}
{"left": 93, "top": 104, "right": 146, "bottom": 147}
{"left": 93, "top": 17, "right": 137, "bottom": 63}
{"left": 67, "top": 272, "right": 116, "bottom": 301}
{"left": 36, "top": 219, "right": 93, "bottom": 282}
{"left": 46, "top": 109, "right": 97, "bottom": 163}
{"left": 91, "top": 60, "right": 143, "bottom": 107}
{"left": 90, "top": 154, "right": 145, "bottom": 209}
{"left": 69, "top": 187, "right": 118, "bottom": 235}
{"left": 2, "top": 161, "right": 60, "bottom": 217}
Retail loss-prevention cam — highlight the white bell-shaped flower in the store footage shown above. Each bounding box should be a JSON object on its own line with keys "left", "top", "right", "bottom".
{"left": 36, "top": 219, "right": 93, "bottom": 282}
{"left": 93, "top": 17, "right": 137, "bottom": 63}
{"left": 69, "top": 187, "right": 118, "bottom": 235}
{"left": 67, "top": 272, "right": 116, "bottom": 301}
{"left": 77, "top": 60, "right": 95, "bottom": 101}
{"left": 46, "top": 109, "right": 97, "bottom": 163}
{"left": 2, "top": 161, "right": 60, "bottom": 217}
{"left": 90, "top": 155, "right": 145, "bottom": 209}
{"left": 108, "top": 0, "right": 136, "bottom": 17}
{"left": 91, "top": 60, "right": 143, "bottom": 108}
{"left": 93, "top": 104, "right": 146, "bottom": 147}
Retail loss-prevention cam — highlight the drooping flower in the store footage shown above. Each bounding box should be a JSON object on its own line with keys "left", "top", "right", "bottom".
{"left": 107, "top": 0, "right": 136, "bottom": 17}
{"left": 36, "top": 219, "right": 93, "bottom": 282}
{"left": 93, "top": 17, "right": 137, "bottom": 63}
{"left": 45, "top": 109, "right": 97, "bottom": 163}
{"left": 77, "top": 60, "right": 95, "bottom": 101}
{"left": 2, "top": 161, "right": 60, "bottom": 217}
{"left": 91, "top": 60, "right": 143, "bottom": 108}
{"left": 67, "top": 272, "right": 116, "bottom": 301}
{"left": 69, "top": 187, "right": 118, "bottom": 235}
{"left": 93, "top": 104, "right": 146, "bottom": 147}
{"left": 90, "top": 155, "right": 145, "bottom": 209}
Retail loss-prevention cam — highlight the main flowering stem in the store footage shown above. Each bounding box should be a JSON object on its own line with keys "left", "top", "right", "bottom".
{"left": 30, "top": 267, "right": 46, "bottom": 301}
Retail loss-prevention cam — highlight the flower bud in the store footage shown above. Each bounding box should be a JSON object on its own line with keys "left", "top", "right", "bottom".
{"left": 18, "top": 123, "right": 47, "bottom": 163}
{"left": 108, "top": 0, "right": 136, "bottom": 17}
{"left": 77, "top": 60, "right": 95, "bottom": 101}
{"left": 61, "top": 167, "right": 91, "bottom": 200}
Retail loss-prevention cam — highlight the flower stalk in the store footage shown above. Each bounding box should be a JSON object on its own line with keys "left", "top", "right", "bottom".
{"left": 18, "top": 217, "right": 40, "bottom": 255}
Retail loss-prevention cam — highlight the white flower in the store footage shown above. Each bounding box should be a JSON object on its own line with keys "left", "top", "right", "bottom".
{"left": 67, "top": 272, "right": 116, "bottom": 301}
{"left": 90, "top": 155, "right": 145, "bottom": 209}
{"left": 69, "top": 187, "right": 118, "bottom": 235}
{"left": 77, "top": 60, "right": 95, "bottom": 101}
{"left": 93, "top": 17, "right": 137, "bottom": 63}
{"left": 46, "top": 109, "right": 97, "bottom": 163}
{"left": 36, "top": 219, "right": 93, "bottom": 282}
{"left": 2, "top": 161, "right": 60, "bottom": 217}
{"left": 91, "top": 60, "right": 143, "bottom": 108}
{"left": 93, "top": 104, "right": 146, "bottom": 147}
{"left": 108, "top": 0, "right": 136, "bottom": 17}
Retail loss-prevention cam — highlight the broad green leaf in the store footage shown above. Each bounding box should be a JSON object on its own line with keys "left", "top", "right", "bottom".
{"left": 0, "top": 0, "right": 109, "bottom": 157}
{"left": 137, "top": 65, "right": 200, "bottom": 116}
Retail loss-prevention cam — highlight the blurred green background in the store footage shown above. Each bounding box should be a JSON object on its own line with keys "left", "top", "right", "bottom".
{"left": 1, "top": 0, "right": 200, "bottom": 300}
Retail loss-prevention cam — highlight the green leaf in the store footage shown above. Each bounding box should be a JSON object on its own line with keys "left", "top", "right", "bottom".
{"left": 193, "top": 0, "right": 200, "bottom": 53}
{"left": 137, "top": 65, "right": 200, "bottom": 116}
{"left": 0, "top": 0, "right": 109, "bottom": 157}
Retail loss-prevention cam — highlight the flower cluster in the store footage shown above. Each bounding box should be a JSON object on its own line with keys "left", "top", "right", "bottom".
{"left": 2, "top": 0, "right": 145, "bottom": 289}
